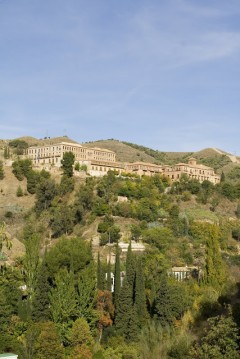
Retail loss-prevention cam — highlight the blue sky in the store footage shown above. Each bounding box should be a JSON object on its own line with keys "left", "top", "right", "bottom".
{"left": 0, "top": 0, "right": 240, "bottom": 152}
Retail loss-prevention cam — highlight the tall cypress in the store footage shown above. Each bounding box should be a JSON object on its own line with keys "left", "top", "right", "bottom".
{"left": 106, "top": 259, "right": 112, "bottom": 292}
{"left": 32, "top": 259, "right": 51, "bottom": 322}
{"left": 115, "top": 280, "right": 132, "bottom": 335}
{"left": 204, "top": 224, "right": 225, "bottom": 290}
{"left": 126, "top": 241, "right": 136, "bottom": 295}
{"left": 97, "top": 252, "right": 104, "bottom": 290}
{"left": 113, "top": 243, "right": 121, "bottom": 308}
{"left": 153, "top": 273, "right": 173, "bottom": 327}
{"left": 135, "top": 257, "right": 147, "bottom": 327}
{"left": 127, "top": 304, "right": 139, "bottom": 342}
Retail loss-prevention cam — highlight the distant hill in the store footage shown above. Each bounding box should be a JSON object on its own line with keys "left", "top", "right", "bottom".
{"left": 14, "top": 135, "right": 78, "bottom": 146}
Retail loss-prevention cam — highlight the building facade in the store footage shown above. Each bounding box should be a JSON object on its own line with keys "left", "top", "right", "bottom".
{"left": 27, "top": 142, "right": 116, "bottom": 167}
{"left": 27, "top": 143, "right": 220, "bottom": 184}
{"left": 162, "top": 158, "right": 220, "bottom": 184}
{"left": 124, "top": 162, "right": 162, "bottom": 176}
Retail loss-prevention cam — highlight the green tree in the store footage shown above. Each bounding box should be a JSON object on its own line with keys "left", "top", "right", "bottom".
{"left": 153, "top": 275, "right": 192, "bottom": 328}
{"left": 45, "top": 237, "right": 93, "bottom": 279}
{"left": 16, "top": 185, "right": 23, "bottom": 197}
{"left": 68, "top": 317, "right": 94, "bottom": 347}
{"left": 113, "top": 243, "right": 121, "bottom": 309}
{"left": 23, "top": 231, "right": 41, "bottom": 302}
{"left": 50, "top": 205, "right": 75, "bottom": 237}
{"left": 127, "top": 304, "right": 139, "bottom": 342}
{"left": 97, "top": 252, "right": 105, "bottom": 290}
{"left": 204, "top": 224, "right": 225, "bottom": 291}
{"left": 26, "top": 169, "right": 39, "bottom": 194}
{"left": 0, "top": 221, "right": 12, "bottom": 253}
{"left": 220, "top": 171, "right": 225, "bottom": 182}
{"left": 32, "top": 259, "right": 51, "bottom": 322}
{"left": 49, "top": 269, "right": 76, "bottom": 342}
{"left": 130, "top": 224, "right": 142, "bottom": 241}
{"left": 35, "top": 177, "right": 58, "bottom": 213}
{"left": 3, "top": 146, "right": 10, "bottom": 159}
{"left": 9, "top": 139, "right": 28, "bottom": 155}
{"left": 61, "top": 151, "right": 75, "bottom": 177}
{"left": 153, "top": 274, "right": 173, "bottom": 327}
{"left": 135, "top": 257, "right": 147, "bottom": 328}
{"left": 191, "top": 311, "right": 239, "bottom": 359}
{"left": 59, "top": 175, "right": 75, "bottom": 195}
{"left": 31, "top": 321, "right": 64, "bottom": 359}
{"left": 139, "top": 320, "right": 172, "bottom": 359}
{"left": 12, "top": 159, "right": 32, "bottom": 181}
{"left": 115, "top": 280, "right": 133, "bottom": 336}
{"left": 76, "top": 264, "right": 97, "bottom": 325}
{"left": 0, "top": 160, "right": 4, "bottom": 180}
{"left": 126, "top": 241, "right": 136, "bottom": 289}
{"left": 106, "top": 260, "right": 112, "bottom": 292}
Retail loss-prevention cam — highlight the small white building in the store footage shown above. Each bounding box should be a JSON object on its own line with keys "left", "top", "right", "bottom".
{"left": 0, "top": 354, "right": 18, "bottom": 359}
{"left": 168, "top": 266, "right": 199, "bottom": 281}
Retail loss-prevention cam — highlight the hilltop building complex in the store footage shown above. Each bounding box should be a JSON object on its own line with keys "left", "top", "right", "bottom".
{"left": 27, "top": 142, "right": 220, "bottom": 184}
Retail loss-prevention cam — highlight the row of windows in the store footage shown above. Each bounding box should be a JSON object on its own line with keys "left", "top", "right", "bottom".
{"left": 29, "top": 146, "right": 115, "bottom": 158}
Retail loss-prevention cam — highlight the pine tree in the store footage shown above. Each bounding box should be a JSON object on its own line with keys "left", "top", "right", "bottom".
{"left": 32, "top": 260, "right": 51, "bottom": 322}
{"left": 135, "top": 257, "right": 147, "bottom": 328}
{"left": 113, "top": 243, "right": 121, "bottom": 308}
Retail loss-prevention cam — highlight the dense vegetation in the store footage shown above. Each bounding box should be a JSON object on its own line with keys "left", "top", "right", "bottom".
{"left": 0, "top": 157, "right": 240, "bottom": 358}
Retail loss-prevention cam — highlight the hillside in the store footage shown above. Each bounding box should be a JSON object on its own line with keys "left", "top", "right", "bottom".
{"left": 1, "top": 146, "right": 240, "bottom": 357}
{"left": 84, "top": 139, "right": 159, "bottom": 163}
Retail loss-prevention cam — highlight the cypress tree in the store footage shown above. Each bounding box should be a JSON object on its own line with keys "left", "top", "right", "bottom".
{"left": 115, "top": 280, "right": 132, "bottom": 335}
{"left": 97, "top": 252, "right": 104, "bottom": 290}
{"left": 126, "top": 241, "right": 136, "bottom": 291}
{"left": 204, "top": 224, "right": 225, "bottom": 290}
{"left": 113, "top": 243, "right": 121, "bottom": 308}
{"left": 127, "top": 304, "right": 139, "bottom": 342}
{"left": 135, "top": 257, "right": 147, "bottom": 327}
{"left": 153, "top": 273, "right": 173, "bottom": 327}
{"left": 106, "top": 260, "right": 112, "bottom": 292}
{"left": 32, "top": 260, "right": 51, "bottom": 322}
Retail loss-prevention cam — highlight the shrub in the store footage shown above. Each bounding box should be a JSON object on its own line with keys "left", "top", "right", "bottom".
{"left": 16, "top": 186, "right": 23, "bottom": 197}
